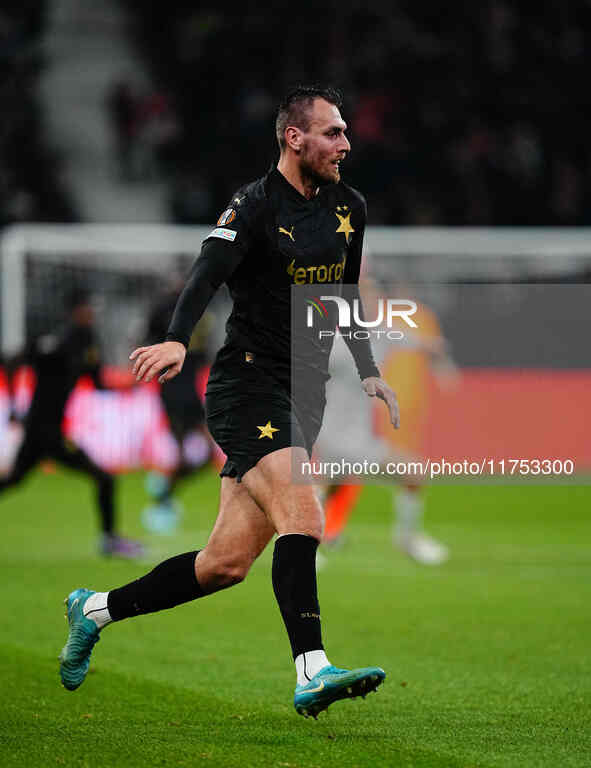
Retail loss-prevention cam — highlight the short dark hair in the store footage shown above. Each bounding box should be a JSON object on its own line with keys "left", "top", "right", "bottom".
{"left": 275, "top": 85, "right": 343, "bottom": 151}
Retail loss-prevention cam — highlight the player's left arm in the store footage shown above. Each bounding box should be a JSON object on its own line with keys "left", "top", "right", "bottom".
{"left": 341, "top": 199, "right": 399, "bottom": 429}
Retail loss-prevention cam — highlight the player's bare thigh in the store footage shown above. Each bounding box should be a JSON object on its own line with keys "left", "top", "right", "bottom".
{"left": 242, "top": 447, "right": 324, "bottom": 541}
{"left": 195, "top": 476, "right": 275, "bottom": 592}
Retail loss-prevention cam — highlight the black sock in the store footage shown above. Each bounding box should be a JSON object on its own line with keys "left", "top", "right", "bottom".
{"left": 272, "top": 534, "right": 323, "bottom": 659}
{"left": 97, "top": 473, "right": 114, "bottom": 534}
{"left": 107, "top": 550, "right": 204, "bottom": 621}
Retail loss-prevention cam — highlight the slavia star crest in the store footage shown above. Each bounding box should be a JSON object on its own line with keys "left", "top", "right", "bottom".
{"left": 335, "top": 205, "right": 354, "bottom": 243}
{"left": 257, "top": 421, "right": 279, "bottom": 439}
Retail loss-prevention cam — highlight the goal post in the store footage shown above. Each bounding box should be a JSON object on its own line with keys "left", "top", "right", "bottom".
{"left": 3, "top": 223, "right": 591, "bottom": 358}
{"left": 0, "top": 223, "right": 211, "bottom": 362}
{"left": 2, "top": 223, "right": 591, "bottom": 477}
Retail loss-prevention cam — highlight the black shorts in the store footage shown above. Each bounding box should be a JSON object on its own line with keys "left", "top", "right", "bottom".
{"left": 205, "top": 347, "right": 326, "bottom": 481}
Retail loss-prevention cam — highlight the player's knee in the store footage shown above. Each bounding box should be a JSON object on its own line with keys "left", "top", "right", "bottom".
{"left": 218, "top": 561, "right": 248, "bottom": 587}
{"left": 200, "top": 554, "right": 251, "bottom": 589}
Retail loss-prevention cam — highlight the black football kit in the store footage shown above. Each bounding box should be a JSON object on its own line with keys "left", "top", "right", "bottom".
{"left": 165, "top": 167, "right": 379, "bottom": 480}
{"left": 60, "top": 170, "right": 386, "bottom": 690}
{"left": 0, "top": 324, "right": 115, "bottom": 534}
{"left": 145, "top": 292, "right": 212, "bottom": 502}
{"left": 147, "top": 291, "right": 206, "bottom": 440}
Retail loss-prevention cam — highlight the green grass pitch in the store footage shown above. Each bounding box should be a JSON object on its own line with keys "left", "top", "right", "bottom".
{"left": 1, "top": 467, "right": 590, "bottom": 767}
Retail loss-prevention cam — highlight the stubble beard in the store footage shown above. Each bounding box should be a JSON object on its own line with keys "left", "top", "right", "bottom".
{"left": 300, "top": 146, "right": 339, "bottom": 188}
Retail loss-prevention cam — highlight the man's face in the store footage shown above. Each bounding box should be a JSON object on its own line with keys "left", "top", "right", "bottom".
{"left": 298, "top": 99, "right": 351, "bottom": 185}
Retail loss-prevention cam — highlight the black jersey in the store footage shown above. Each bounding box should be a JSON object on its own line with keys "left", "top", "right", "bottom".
{"left": 25, "top": 325, "right": 101, "bottom": 428}
{"left": 166, "top": 167, "right": 379, "bottom": 386}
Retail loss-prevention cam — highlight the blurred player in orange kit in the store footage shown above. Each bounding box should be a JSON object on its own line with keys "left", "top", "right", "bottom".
{"left": 320, "top": 280, "right": 459, "bottom": 564}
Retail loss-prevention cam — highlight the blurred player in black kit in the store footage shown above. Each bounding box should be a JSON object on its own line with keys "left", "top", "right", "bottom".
{"left": 60, "top": 87, "right": 399, "bottom": 717}
{"left": 0, "top": 291, "right": 142, "bottom": 558}
{"left": 142, "top": 272, "right": 213, "bottom": 533}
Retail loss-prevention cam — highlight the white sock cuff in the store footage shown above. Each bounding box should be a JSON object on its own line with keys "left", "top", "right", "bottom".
{"left": 83, "top": 591, "right": 112, "bottom": 630}
{"left": 295, "top": 649, "right": 330, "bottom": 686}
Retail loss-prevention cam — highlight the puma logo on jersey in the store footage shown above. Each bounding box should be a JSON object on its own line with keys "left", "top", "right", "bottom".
{"left": 279, "top": 226, "right": 295, "bottom": 242}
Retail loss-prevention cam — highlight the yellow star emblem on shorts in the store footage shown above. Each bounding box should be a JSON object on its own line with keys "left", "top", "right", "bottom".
{"left": 257, "top": 421, "right": 279, "bottom": 439}
{"left": 335, "top": 211, "right": 355, "bottom": 243}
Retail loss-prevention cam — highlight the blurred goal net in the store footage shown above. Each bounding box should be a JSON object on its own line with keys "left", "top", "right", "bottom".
{"left": 2, "top": 224, "right": 591, "bottom": 478}
{"left": 0, "top": 224, "right": 213, "bottom": 363}
{"left": 2, "top": 224, "right": 591, "bottom": 358}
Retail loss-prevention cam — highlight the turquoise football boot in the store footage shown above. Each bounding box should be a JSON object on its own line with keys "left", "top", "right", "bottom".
{"left": 294, "top": 664, "right": 386, "bottom": 718}
{"left": 59, "top": 588, "right": 100, "bottom": 691}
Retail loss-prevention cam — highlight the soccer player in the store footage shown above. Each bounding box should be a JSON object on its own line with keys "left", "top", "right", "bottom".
{"left": 59, "top": 86, "right": 399, "bottom": 718}
{"left": 319, "top": 291, "right": 457, "bottom": 565}
{"left": 375, "top": 296, "right": 457, "bottom": 564}
{"left": 141, "top": 274, "right": 214, "bottom": 533}
{"left": 0, "top": 291, "right": 142, "bottom": 557}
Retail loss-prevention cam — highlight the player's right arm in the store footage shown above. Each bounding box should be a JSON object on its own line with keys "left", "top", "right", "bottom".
{"left": 130, "top": 340, "right": 187, "bottom": 384}
{"left": 131, "top": 225, "right": 247, "bottom": 383}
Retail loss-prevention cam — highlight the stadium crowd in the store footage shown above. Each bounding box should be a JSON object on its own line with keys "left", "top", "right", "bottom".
{"left": 1, "top": 2, "right": 590, "bottom": 228}
{"left": 119, "top": 0, "right": 591, "bottom": 226}
{"left": 0, "top": 1, "right": 77, "bottom": 227}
